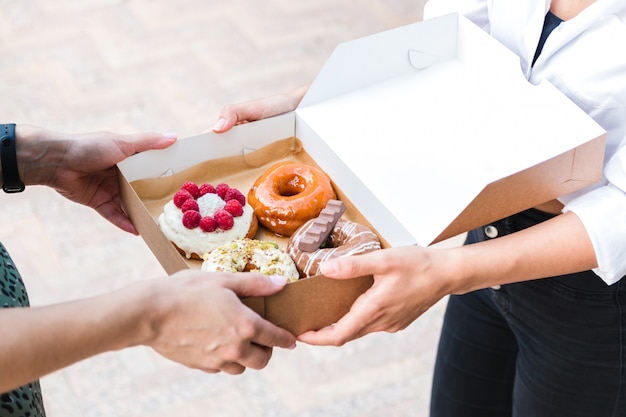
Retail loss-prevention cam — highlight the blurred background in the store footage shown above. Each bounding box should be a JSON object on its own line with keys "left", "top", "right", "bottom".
{"left": 0, "top": 1, "right": 465, "bottom": 416}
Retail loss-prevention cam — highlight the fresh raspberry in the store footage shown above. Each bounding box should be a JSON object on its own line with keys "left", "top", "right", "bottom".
{"left": 199, "top": 216, "right": 218, "bottom": 232}
{"left": 215, "top": 183, "right": 230, "bottom": 200}
{"left": 181, "top": 198, "right": 199, "bottom": 213}
{"left": 198, "top": 183, "right": 216, "bottom": 196}
{"left": 224, "top": 188, "right": 246, "bottom": 206}
{"left": 182, "top": 210, "right": 201, "bottom": 229}
{"left": 224, "top": 199, "right": 244, "bottom": 217}
{"left": 214, "top": 209, "right": 234, "bottom": 230}
{"left": 173, "top": 190, "right": 193, "bottom": 208}
{"left": 180, "top": 181, "right": 200, "bottom": 198}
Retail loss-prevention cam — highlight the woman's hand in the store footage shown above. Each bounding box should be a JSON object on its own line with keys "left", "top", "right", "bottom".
{"left": 16, "top": 125, "right": 177, "bottom": 234}
{"left": 297, "top": 246, "right": 454, "bottom": 346}
{"left": 211, "top": 85, "right": 309, "bottom": 133}
{"left": 0, "top": 270, "right": 296, "bottom": 392}
{"left": 296, "top": 212, "right": 599, "bottom": 346}
{"left": 144, "top": 270, "right": 296, "bottom": 375}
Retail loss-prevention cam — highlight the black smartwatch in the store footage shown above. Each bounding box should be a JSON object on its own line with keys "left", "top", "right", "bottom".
{"left": 1, "top": 123, "right": 25, "bottom": 193}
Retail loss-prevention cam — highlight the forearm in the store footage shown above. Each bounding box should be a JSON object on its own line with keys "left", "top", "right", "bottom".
{"left": 0, "top": 281, "right": 155, "bottom": 393}
{"left": 262, "top": 84, "right": 310, "bottom": 118}
{"left": 444, "top": 212, "right": 598, "bottom": 294}
{"left": 288, "top": 84, "right": 309, "bottom": 107}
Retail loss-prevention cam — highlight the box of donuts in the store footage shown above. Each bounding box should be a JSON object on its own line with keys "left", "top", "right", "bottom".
{"left": 117, "top": 13, "right": 605, "bottom": 336}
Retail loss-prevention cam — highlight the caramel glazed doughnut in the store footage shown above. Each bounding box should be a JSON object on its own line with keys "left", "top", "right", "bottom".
{"left": 248, "top": 161, "right": 336, "bottom": 236}
{"left": 287, "top": 218, "right": 381, "bottom": 278}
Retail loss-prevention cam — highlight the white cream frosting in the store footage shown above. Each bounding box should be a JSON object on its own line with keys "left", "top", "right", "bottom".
{"left": 158, "top": 193, "right": 255, "bottom": 258}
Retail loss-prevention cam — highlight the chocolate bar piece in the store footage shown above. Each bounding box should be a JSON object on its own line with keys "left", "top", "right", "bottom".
{"left": 297, "top": 199, "right": 346, "bottom": 252}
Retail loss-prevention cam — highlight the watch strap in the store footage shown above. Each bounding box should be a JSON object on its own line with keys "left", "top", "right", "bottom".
{"left": 1, "top": 123, "right": 25, "bottom": 193}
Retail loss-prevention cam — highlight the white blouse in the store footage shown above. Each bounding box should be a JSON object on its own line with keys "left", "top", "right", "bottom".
{"left": 425, "top": 0, "right": 626, "bottom": 285}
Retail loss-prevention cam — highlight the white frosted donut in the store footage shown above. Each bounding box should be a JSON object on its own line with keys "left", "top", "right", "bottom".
{"left": 158, "top": 182, "right": 257, "bottom": 260}
{"left": 201, "top": 238, "right": 299, "bottom": 282}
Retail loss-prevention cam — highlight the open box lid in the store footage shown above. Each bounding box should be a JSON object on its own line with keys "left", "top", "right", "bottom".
{"left": 294, "top": 13, "right": 606, "bottom": 247}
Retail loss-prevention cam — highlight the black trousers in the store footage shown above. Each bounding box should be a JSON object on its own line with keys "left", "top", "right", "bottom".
{"left": 430, "top": 209, "right": 626, "bottom": 417}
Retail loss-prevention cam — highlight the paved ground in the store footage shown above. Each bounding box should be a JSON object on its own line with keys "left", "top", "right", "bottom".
{"left": 0, "top": 1, "right": 467, "bottom": 416}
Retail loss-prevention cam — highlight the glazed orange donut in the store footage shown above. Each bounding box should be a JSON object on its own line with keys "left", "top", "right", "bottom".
{"left": 287, "top": 218, "right": 381, "bottom": 278}
{"left": 248, "top": 161, "right": 336, "bottom": 236}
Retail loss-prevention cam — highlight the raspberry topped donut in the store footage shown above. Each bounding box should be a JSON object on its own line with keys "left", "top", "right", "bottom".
{"left": 248, "top": 161, "right": 336, "bottom": 236}
{"left": 158, "top": 181, "right": 258, "bottom": 259}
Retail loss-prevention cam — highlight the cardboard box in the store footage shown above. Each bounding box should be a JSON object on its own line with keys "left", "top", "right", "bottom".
{"left": 117, "top": 13, "right": 605, "bottom": 335}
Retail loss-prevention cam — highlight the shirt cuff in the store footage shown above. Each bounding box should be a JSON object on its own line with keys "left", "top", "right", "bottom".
{"left": 563, "top": 184, "right": 626, "bottom": 285}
